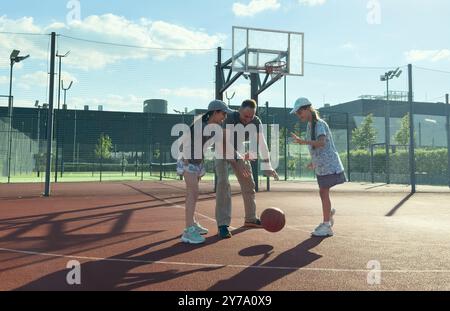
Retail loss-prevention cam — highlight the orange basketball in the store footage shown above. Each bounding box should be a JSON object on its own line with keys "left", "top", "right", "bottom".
{"left": 261, "top": 208, "right": 286, "bottom": 233}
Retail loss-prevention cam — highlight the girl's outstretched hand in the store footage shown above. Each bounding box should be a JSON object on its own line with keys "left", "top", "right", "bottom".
{"left": 291, "top": 133, "right": 307, "bottom": 145}
{"left": 307, "top": 162, "right": 316, "bottom": 170}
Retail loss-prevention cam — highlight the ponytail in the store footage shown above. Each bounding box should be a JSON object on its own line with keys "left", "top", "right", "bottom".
{"left": 310, "top": 108, "right": 320, "bottom": 150}
{"left": 202, "top": 111, "right": 214, "bottom": 123}
{"left": 190, "top": 111, "right": 214, "bottom": 128}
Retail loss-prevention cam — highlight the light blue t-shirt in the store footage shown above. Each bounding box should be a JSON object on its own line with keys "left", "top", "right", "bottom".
{"left": 305, "top": 119, "right": 345, "bottom": 176}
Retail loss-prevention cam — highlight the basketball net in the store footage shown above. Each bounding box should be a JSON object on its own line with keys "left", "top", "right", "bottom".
{"left": 265, "top": 61, "right": 287, "bottom": 79}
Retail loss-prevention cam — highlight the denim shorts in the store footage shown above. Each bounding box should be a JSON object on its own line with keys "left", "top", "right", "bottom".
{"left": 317, "top": 172, "right": 347, "bottom": 189}
{"left": 176, "top": 160, "right": 206, "bottom": 178}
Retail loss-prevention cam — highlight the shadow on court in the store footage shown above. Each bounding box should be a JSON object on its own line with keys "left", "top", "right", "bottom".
{"left": 14, "top": 228, "right": 250, "bottom": 291}
{"left": 208, "top": 237, "right": 326, "bottom": 291}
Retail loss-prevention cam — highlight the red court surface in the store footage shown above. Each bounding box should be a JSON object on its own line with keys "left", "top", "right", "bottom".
{"left": 1, "top": 180, "right": 450, "bottom": 291}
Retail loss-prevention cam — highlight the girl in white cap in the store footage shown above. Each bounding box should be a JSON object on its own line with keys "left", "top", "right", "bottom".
{"left": 176, "top": 100, "right": 234, "bottom": 244}
{"left": 290, "top": 98, "right": 346, "bottom": 237}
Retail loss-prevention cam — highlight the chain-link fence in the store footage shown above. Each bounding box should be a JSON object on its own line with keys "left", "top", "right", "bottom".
{"left": 1, "top": 32, "right": 449, "bottom": 195}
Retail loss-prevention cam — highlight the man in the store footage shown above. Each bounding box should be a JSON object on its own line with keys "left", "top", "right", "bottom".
{"left": 215, "top": 99, "right": 279, "bottom": 239}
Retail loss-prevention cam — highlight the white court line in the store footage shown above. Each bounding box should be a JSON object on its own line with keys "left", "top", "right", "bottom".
{"left": 1, "top": 247, "right": 450, "bottom": 274}
{"left": 286, "top": 225, "right": 450, "bottom": 248}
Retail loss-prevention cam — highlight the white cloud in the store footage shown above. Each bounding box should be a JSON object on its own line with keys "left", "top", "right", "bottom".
{"left": 18, "top": 71, "right": 48, "bottom": 90}
{"left": 0, "top": 15, "right": 41, "bottom": 33}
{"left": 0, "top": 76, "right": 10, "bottom": 84}
{"left": 0, "top": 16, "right": 49, "bottom": 65}
{"left": 298, "top": 0, "right": 326, "bottom": 6}
{"left": 340, "top": 42, "right": 356, "bottom": 50}
{"left": 58, "top": 14, "right": 225, "bottom": 69}
{"left": 0, "top": 14, "right": 226, "bottom": 71}
{"left": 232, "top": 0, "right": 281, "bottom": 17}
{"left": 17, "top": 70, "right": 77, "bottom": 90}
{"left": 227, "top": 83, "right": 251, "bottom": 99}
{"left": 44, "top": 22, "right": 68, "bottom": 31}
{"left": 405, "top": 49, "right": 450, "bottom": 63}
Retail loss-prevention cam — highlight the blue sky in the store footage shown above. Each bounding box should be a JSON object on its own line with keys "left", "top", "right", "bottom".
{"left": 1, "top": 0, "right": 450, "bottom": 113}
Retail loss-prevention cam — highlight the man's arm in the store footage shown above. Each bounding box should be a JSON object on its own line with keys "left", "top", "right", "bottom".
{"left": 257, "top": 132, "right": 280, "bottom": 180}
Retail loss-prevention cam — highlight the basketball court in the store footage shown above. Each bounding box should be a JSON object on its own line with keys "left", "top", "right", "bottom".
{"left": 1, "top": 180, "right": 449, "bottom": 291}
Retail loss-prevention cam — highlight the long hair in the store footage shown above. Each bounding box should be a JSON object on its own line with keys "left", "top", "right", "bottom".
{"left": 309, "top": 107, "right": 321, "bottom": 150}
{"left": 190, "top": 111, "right": 215, "bottom": 128}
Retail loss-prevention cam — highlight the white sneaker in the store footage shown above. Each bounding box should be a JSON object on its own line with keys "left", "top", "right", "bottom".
{"left": 193, "top": 222, "right": 209, "bottom": 235}
{"left": 330, "top": 209, "right": 336, "bottom": 227}
{"left": 311, "top": 223, "right": 334, "bottom": 237}
{"left": 181, "top": 226, "right": 206, "bottom": 244}
{"left": 314, "top": 209, "right": 336, "bottom": 231}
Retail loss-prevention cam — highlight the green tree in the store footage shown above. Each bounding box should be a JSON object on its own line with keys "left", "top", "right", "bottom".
{"left": 351, "top": 113, "right": 377, "bottom": 150}
{"left": 279, "top": 127, "right": 288, "bottom": 156}
{"left": 394, "top": 113, "right": 411, "bottom": 146}
{"left": 153, "top": 148, "right": 161, "bottom": 161}
{"left": 95, "top": 134, "right": 113, "bottom": 160}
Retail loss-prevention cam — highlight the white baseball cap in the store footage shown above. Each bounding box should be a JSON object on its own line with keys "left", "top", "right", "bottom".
{"left": 290, "top": 97, "right": 312, "bottom": 114}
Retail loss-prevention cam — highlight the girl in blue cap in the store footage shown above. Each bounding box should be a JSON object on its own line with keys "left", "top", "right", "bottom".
{"left": 176, "top": 100, "right": 233, "bottom": 244}
{"left": 290, "top": 98, "right": 346, "bottom": 237}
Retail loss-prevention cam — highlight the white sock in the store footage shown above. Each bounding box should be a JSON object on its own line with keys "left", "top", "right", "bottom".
{"left": 323, "top": 222, "right": 331, "bottom": 226}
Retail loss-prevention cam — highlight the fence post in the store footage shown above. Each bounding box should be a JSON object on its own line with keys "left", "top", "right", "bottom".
{"left": 266, "top": 101, "right": 271, "bottom": 192}
{"left": 446, "top": 93, "right": 450, "bottom": 188}
{"left": 159, "top": 151, "right": 163, "bottom": 181}
{"left": 44, "top": 32, "right": 57, "bottom": 197}
{"left": 408, "top": 64, "right": 416, "bottom": 194}
{"left": 370, "top": 144, "right": 374, "bottom": 183}
{"left": 346, "top": 112, "right": 351, "bottom": 182}
{"left": 141, "top": 116, "right": 145, "bottom": 181}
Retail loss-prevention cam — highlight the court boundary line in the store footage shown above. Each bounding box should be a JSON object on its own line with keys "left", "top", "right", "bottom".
{"left": 1, "top": 247, "right": 450, "bottom": 274}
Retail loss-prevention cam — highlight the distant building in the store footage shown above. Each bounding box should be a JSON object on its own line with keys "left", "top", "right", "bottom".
{"left": 320, "top": 98, "right": 449, "bottom": 147}
{"left": 84, "top": 105, "right": 89, "bottom": 111}
{"left": 98, "top": 105, "right": 103, "bottom": 111}
{"left": 144, "top": 99, "right": 168, "bottom": 114}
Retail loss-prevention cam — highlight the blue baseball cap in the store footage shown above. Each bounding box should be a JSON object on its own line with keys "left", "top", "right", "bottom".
{"left": 290, "top": 97, "right": 312, "bottom": 114}
{"left": 208, "top": 100, "right": 234, "bottom": 114}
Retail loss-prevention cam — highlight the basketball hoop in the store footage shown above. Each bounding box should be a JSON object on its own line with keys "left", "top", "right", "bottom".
{"left": 265, "top": 60, "right": 287, "bottom": 78}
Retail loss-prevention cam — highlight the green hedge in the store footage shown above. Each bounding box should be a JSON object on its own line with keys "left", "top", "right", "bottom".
{"left": 340, "top": 148, "right": 449, "bottom": 185}
{"left": 340, "top": 148, "right": 448, "bottom": 174}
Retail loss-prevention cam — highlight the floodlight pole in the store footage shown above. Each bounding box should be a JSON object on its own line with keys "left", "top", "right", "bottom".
{"left": 54, "top": 51, "right": 70, "bottom": 183}
{"left": 7, "top": 50, "right": 30, "bottom": 183}
{"left": 44, "top": 32, "right": 57, "bottom": 197}
{"left": 381, "top": 68, "right": 401, "bottom": 185}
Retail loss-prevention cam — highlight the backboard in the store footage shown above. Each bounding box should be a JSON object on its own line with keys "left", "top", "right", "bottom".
{"left": 232, "top": 26, "right": 304, "bottom": 76}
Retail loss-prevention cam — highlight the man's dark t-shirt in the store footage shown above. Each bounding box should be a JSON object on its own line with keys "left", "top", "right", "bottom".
{"left": 224, "top": 111, "right": 262, "bottom": 157}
